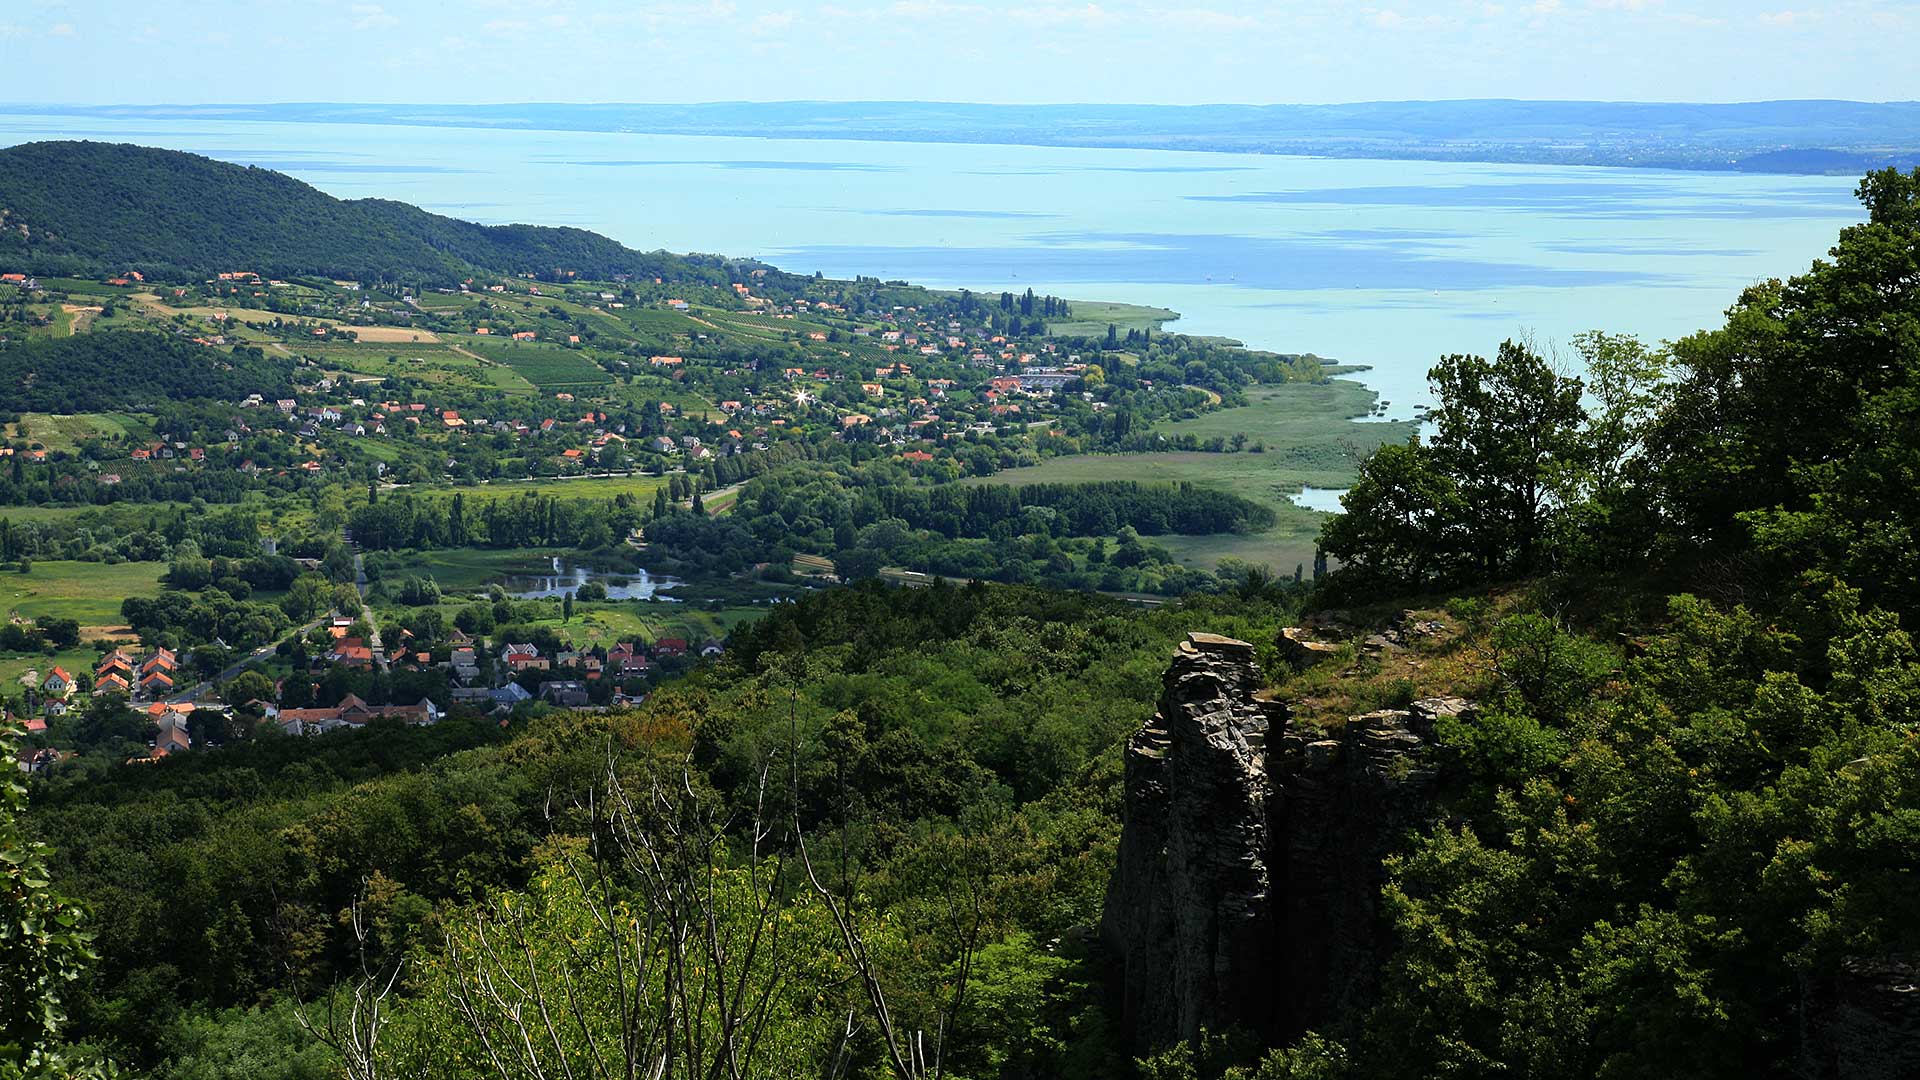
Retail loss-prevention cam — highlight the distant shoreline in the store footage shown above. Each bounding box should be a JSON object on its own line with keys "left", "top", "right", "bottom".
{"left": 9, "top": 99, "right": 1920, "bottom": 176}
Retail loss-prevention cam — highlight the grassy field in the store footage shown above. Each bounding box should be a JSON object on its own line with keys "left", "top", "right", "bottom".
{"left": 0, "top": 645, "right": 99, "bottom": 701}
{"left": 1157, "top": 381, "right": 1417, "bottom": 472}
{"left": 527, "top": 601, "right": 760, "bottom": 649}
{"left": 404, "top": 473, "right": 671, "bottom": 505}
{"left": 1048, "top": 299, "right": 1179, "bottom": 338}
{"left": 966, "top": 379, "right": 1416, "bottom": 573}
{"left": 0, "top": 505, "right": 107, "bottom": 525}
{"left": 965, "top": 452, "right": 1332, "bottom": 571}
{"left": 379, "top": 548, "right": 565, "bottom": 592}
{"left": 0, "top": 559, "right": 168, "bottom": 630}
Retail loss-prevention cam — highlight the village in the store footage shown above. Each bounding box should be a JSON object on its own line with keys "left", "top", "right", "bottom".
{"left": 12, "top": 606, "right": 725, "bottom": 772}
{"left": 4, "top": 266, "right": 1122, "bottom": 492}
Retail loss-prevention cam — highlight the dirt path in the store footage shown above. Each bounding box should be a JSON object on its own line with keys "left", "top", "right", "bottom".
{"left": 60, "top": 304, "right": 102, "bottom": 335}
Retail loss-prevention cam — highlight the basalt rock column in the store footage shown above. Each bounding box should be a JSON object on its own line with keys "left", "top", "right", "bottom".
{"left": 1101, "top": 633, "right": 1284, "bottom": 1046}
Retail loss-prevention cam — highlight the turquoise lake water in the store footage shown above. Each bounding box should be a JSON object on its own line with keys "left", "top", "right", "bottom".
{"left": 0, "top": 112, "right": 1867, "bottom": 414}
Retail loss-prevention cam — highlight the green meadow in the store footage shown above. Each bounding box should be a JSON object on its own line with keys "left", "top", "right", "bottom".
{"left": 1047, "top": 298, "right": 1179, "bottom": 338}
{"left": 0, "top": 559, "right": 168, "bottom": 629}
{"left": 969, "top": 379, "right": 1416, "bottom": 573}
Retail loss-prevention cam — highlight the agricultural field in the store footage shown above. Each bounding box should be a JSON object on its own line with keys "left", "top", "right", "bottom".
{"left": 605, "top": 306, "right": 706, "bottom": 338}
{"left": 0, "top": 559, "right": 168, "bottom": 631}
{"left": 302, "top": 342, "right": 539, "bottom": 393}
{"left": 463, "top": 342, "right": 612, "bottom": 389}
{"left": 5, "top": 412, "right": 146, "bottom": 452}
{"left": 346, "top": 325, "right": 440, "bottom": 344}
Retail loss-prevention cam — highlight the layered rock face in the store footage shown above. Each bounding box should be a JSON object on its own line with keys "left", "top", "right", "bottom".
{"left": 1102, "top": 632, "right": 1450, "bottom": 1048}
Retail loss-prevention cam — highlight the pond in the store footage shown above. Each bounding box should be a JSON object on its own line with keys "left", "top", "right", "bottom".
{"left": 1291, "top": 487, "right": 1350, "bottom": 513}
{"left": 499, "top": 558, "right": 680, "bottom": 601}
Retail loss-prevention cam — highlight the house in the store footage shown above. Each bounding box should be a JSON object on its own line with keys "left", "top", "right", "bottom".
{"left": 502, "top": 643, "right": 548, "bottom": 672}
{"left": 608, "top": 643, "right": 650, "bottom": 675}
{"left": 326, "top": 638, "right": 376, "bottom": 669}
{"left": 538, "top": 680, "right": 591, "bottom": 708}
{"left": 41, "top": 667, "right": 74, "bottom": 699}
{"left": 653, "top": 638, "right": 689, "bottom": 659}
{"left": 490, "top": 683, "right": 534, "bottom": 711}
{"left": 275, "top": 694, "right": 441, "bottom": 735}
{"left": 154, "top": 722, "right": 191, "bottom": 755}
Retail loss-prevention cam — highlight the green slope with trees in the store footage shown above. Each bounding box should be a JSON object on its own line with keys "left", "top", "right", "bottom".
{"left": 0, "top": 331, "right": 294, "bottom": 411}
{"left": 0, "top": 141, "right": 738, "bottom": 283}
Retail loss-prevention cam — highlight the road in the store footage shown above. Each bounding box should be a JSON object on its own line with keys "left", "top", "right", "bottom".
{"left": 167, "top": 616, "right": 324, "bottom": 705}
{"left": 354, "top": 552, "right": 390, "bottom": 672}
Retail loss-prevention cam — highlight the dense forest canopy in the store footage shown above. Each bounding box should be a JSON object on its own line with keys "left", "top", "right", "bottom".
{"left": 0, "top": 330, "right": 294, "bottom": 411}
{"left": 0, "top": 141, "right": 738, "bottom": 283}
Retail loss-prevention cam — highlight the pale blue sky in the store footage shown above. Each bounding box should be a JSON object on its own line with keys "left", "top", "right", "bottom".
{"left": 2, "top": 0, "right": 1915, "bottom": 105}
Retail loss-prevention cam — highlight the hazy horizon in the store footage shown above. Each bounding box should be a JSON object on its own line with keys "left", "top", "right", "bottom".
{"left": 4, "top": 1, "right": 1915, "bottom": 106}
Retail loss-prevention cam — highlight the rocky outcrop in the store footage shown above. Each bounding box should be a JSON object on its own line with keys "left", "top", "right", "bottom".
{"left": 1269, "top": 707, "right": 1440, "bottom": 1033}
{"left": 1800, "top": 956, "right": 1920, "bottom": 1079}
{"left": 1102, "top": 633, "right": 1283, "bottom": 1043}
{"left": 1102, "top": 633, "right": 1454, "bottom": 1049}
{"left": 1279, "top": 627, "right": 1341, "bottom": 671}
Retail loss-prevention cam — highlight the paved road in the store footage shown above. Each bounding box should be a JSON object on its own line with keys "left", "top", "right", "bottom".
{"left": 353, "top": 552, "right": 390, "bottom": 672}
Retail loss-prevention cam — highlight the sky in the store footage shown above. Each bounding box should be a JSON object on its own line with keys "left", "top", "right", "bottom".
{"left": 1, "top": 0, "right": 1916, "bottom": 106}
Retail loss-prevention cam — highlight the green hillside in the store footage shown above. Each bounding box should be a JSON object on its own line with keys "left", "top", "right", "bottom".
{"left": 0, "top": 141, "right": 737, "bottom": 283}
{"left": 0, "top": 331, "right": 294, "bottom": 411}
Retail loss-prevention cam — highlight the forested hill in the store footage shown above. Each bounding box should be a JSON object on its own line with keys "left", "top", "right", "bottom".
{"left": 0, "top": 331, "right": 294, "bottom": 411}
{"left": 0, "top": 141, "right": 737, "bottom": 282}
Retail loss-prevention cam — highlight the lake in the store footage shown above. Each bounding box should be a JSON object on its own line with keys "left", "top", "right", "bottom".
{"left": 0, "top": 112, "right": 1867, "bottom": 413}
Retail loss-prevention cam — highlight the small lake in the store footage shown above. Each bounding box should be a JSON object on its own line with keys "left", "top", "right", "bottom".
{"left": 499, "top": 558, "right": 679, "bottom": 601}
{"left": 1291, "top": 487, "right": 1350, "bottom": 513}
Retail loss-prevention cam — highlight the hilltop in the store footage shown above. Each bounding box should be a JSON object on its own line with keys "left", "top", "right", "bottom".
{"left": 0, "top": 141, "right": 738, "bottom": 282}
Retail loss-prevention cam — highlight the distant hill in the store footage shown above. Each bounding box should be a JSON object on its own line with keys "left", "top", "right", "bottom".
{"left": 0, "top": 141, "right": 739, "bottom": 282}
{"left": 37, "top": 99, "right": 1920, "bottom": 174}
